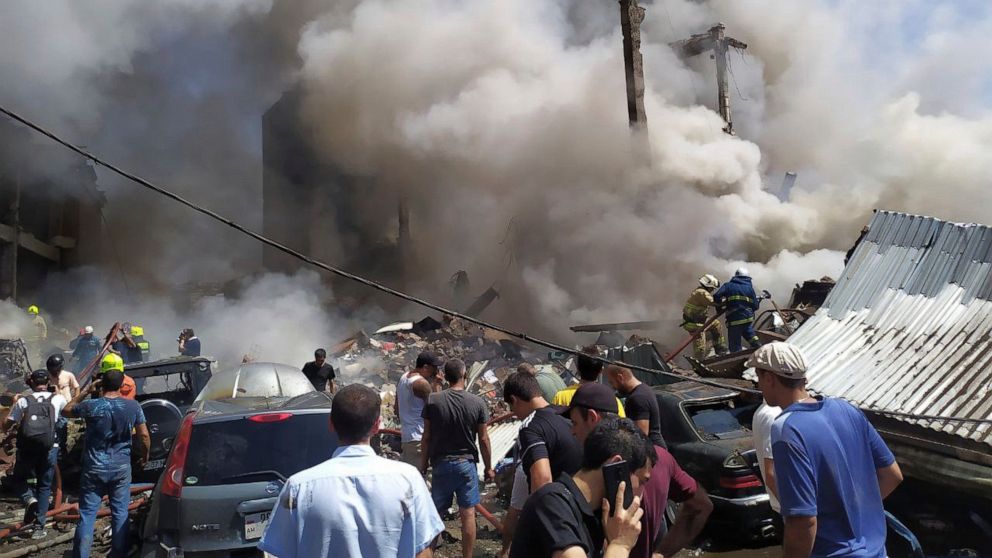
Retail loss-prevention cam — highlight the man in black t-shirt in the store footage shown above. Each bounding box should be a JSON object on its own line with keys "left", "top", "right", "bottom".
{"left": 500, "top": 372, "right": 583, "bottom": 556}
{"left": 510, "top": 417, "right": 650, "bottom": 558}
{"left": 420, "top": 359, "right": 493, "bottom": 558}
{"left": 606, "top": 365, "right": 666, "bottom": 449}
{"left": 301, "top": 348, "right": 336, "bottom": 394}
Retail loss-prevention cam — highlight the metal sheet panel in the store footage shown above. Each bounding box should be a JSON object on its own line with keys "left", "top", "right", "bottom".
{"left": 790, "top": 211, "right": 992, "bottom": 447}
{"left": 479, "top": 419, "right": 522, "bottom": 476}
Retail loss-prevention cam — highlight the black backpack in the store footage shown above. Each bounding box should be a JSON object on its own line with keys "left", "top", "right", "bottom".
{"left": 17, "top": 393, "right": 55, "bottom": 453}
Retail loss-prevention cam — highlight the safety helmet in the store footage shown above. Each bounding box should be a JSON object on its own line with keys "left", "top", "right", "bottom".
{"left": 27, "top": 305, "right": 39, "bottom": 315}
{"left": 698, "top": 274, "right": 720, "bottom": 290}
{"left": 83, "top": 326, "right": 94, "bottom": 334}
{"left": 130, "top": 325, "right": 144, "bottom": 336}
{"left": 735, "top": 267, "right": 750, "bottom": 278}
{"left": 100, "top": 353, "right": 125, "bottom": 374}
{"left": 46, "top": 354, "right": 64, "bottom": 372}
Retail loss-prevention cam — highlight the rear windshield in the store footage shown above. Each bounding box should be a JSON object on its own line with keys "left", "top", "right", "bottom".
{"left": 184, "top": 412, "right": 337, "bottom": 486}
{"left": 687, "top": 400, "right": 759, "bottom": 441}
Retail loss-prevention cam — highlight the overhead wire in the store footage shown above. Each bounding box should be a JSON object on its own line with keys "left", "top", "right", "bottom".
{"left": 3, "top": 103, "right": 992, "bottom": 426}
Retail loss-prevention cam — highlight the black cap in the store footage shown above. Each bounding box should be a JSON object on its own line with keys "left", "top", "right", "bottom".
{"left": 561, "top": 382, "right": 619, "bottom": 416}
{"left": 415, "top": 351, "right": 444, "bottom": 369}
{"left": 29, "top": 369, "right": 49, "bottom": 386}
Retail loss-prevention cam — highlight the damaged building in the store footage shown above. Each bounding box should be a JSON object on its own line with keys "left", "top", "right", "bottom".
{"left": 0, "top": 119, "right": 105, "bottom": 304}
{"left": 786, "top": 210, "right": 992, "bottom": 499}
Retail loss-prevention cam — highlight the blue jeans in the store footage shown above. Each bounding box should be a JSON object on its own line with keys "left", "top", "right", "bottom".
{"left": 727, "top": 322, "right": 761, "bottom": 352}
{"left": 11, "top": 445, "right": 57, "bottom": 528}
{"left": 431, "top": 458, "right": 480, "bottom": 512}
{"left": 73, "top": 467, "right": 131, "bottom": 558}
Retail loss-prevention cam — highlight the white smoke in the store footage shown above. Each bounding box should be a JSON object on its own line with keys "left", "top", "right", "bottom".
{"left": 3, "top": 0, "right": 992, "bottom": 348}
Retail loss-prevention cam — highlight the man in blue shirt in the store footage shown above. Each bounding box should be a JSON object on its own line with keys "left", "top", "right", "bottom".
{"left": 63, "top": 370, "right": 150, "bottom": 558}
{"left": 178, "top": 328, "right": 201, "bottom": 357}
{"left": 713, "top": 268, "right": 762, "bottom": 352}
{"left": 70, "top": 326, "right": 102, "bottom": 373}
{"left": 260, "top": 384, "right": 443, "bottom": 558}
{"left": 749, "top": 342, "right": 903, "bottom": 558}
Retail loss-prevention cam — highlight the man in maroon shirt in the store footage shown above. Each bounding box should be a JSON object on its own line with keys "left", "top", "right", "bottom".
{"left": 564, "top": 383, "right": 713, "bottom": 558}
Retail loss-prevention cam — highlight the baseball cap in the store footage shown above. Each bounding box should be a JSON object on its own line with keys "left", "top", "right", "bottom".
{"left": 745, "top": 342, "right": 807, "bottom": 379}
{"left": 29, "top": 369, "right": 49, "bottom": 386}
{"left": 415, "top": 351, "right": 444, "bottom": 369}
{"left": 84, "top": 326, "right": 94, "bottom": 334}
{"left": 561, "top": 382, "right": 620, "bottom": 416}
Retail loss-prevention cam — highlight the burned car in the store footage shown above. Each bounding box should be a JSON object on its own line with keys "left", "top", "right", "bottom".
{"left": 140, "top": 363, "right": 335, "bottom": 558}
{"left": 126, "top": 356, "right": 214, "bottom": 478}
{"left": 653, "top": 381, "right": 777, "bottom": 542}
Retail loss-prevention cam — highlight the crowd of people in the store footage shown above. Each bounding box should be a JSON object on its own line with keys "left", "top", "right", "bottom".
{"left": 261, "top": 341, "right": 903, "bottom": 558}
{"left": 2, "top": 321, "right": 199, "bottom": 556}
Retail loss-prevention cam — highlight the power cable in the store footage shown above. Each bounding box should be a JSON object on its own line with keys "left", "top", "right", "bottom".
{"left": 3, "top": 104, "right": 992, "bottom": 426}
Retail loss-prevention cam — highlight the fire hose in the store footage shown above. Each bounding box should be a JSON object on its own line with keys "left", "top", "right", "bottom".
{"left": 0, "top": 483, "right": 153, "bottom": 540}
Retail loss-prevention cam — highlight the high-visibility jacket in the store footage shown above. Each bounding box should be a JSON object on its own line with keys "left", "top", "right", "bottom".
{"left": 713, "top": 276, "right": 761, "bottom": 326}
{"left": 682, "top": 287, "right": 717, "bottom": 327}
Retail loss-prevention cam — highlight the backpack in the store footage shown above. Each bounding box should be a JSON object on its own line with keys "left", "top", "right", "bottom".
{"left": 17, "top": 393, "right": 55, "bottom": 453}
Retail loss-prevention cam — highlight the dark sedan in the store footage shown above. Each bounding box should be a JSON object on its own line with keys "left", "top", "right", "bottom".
{"left": 654, "top": 381, "right": 778, "bottom": 543}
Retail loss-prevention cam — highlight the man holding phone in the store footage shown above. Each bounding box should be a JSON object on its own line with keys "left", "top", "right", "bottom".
{"left": 510, "top": 417, "right": 651, "bottom": 558}
{"left": 565, "top": 383, "right": 713, "bottom": 558}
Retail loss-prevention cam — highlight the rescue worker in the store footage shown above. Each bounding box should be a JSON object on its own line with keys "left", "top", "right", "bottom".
{"left": 26, "top": 306, "right": 48, "bottom": 342}
{"left": 129, "top": 325, "right": 150, "bottom": 362}
{"left": 71, "top": 327, "right": 102, "bottom": 373}
{"left": 682, "top": 274, "right": 728, "bottom": 360}
{"left": 713, "top": 268, "right": 763, "bottom": 353}
{"left": 98, "top": 354, "right": 137, "bottom": 400}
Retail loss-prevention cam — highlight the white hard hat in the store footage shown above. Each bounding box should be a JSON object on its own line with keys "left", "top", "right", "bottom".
{"left": 84, "top": 326, "right": 94, "bottom": 334}
{"left": 735, "top": 267, "right": 750, "bottom": 278}
{"left": 699, "top": 274, "right": 720, "bottom": 290}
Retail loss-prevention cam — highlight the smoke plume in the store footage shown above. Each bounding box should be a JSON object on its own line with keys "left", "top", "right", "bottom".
{"left": 2, "top": 0, "right": 991, "bottom": 355}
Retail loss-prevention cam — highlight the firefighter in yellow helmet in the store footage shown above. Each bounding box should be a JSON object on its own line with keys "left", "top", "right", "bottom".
{"left": 682, "top": 274, "right": 729, "bottom": 360}
{"left": 26, "top": 305, "right": 48, "bottom": 342}
{"left": 129, "top": 325, "right": 151, "bottom": 362}
{"left": 98, "top": 354, "right": 136, "bottom": 400}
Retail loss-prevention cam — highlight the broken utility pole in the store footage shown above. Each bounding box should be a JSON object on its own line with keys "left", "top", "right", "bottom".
{"left": 619, "top": 0, "right": 650, "bottom": 158}
{"left": 670, "top": 23, "right": 747, "bottom": 135}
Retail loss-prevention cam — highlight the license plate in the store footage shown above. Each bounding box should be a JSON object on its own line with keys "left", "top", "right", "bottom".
{"left": 244, "top": 511, "right": 271, "bottom": 540}
{"left": 143, "top": 458, "right": 165, "bottom": 470}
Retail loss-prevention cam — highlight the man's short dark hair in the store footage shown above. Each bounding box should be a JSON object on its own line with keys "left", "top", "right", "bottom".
{"left": 778, "top": 375, "right": 806, "bottom": 389}
{"left": 502, "top": 371, "right": 542, "bottom": 403}
{"left": 315, "top": 348, "right": 327, "bottom": 359}
{"left": 331, "top": 384, "right": 381, "bottom": 444}
{"left": 102, "top": 370, "right": 125, "bottom": 392}
{"left": 576, "top": 346, "right": 603, "bottom": 382}
{"left": 517, "top": 363, "right": 537, "bottom": 376}
{"left": 444, "top": 358, "right": 466, "bottom": 384}
{"left": 581, "top": 417, "right": 650, "bottom": 471}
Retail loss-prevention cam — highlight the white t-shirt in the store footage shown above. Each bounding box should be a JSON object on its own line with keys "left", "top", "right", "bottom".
{"left": 752, "top": 402, "right": 783, "bottom": 512}
{"left": 8, "top": 392, "right": 69, "bottom": 447}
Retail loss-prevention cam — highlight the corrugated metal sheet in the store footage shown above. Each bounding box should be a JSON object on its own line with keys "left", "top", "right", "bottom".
{"left": 479, "top": 419, "right": 521, "bottom": 476}
{"left": 789, "top": 210, "right": 992, "bottom": 447}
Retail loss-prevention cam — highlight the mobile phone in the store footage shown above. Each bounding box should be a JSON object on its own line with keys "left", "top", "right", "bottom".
{"left": 601, "top": 460, "right": 633, "bottom": 517}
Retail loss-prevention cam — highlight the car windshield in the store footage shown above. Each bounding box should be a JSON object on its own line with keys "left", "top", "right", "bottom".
{"left": 184, "top": 412, "right": 337, "bottom": 486}
{"left": 688, "top": 400, "right": 759, "bottom": 441}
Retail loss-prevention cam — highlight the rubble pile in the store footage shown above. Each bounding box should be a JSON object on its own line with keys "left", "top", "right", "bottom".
{"left": 332, "top": 316, "right": 567, "bottom": 427}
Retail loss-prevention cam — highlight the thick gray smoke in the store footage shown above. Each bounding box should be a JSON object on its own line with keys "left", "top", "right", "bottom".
{"left": 2, "top": 0, "right": 991, "bottom": 351}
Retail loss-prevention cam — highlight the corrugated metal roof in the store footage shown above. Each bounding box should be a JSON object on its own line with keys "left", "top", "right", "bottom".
{"left": 789, "top": 210, "right": 992, "bottom": 447}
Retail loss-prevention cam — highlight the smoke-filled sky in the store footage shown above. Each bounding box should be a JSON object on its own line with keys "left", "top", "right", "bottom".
{"left": 2, "top": 0, "right": 992, "bottom": 361}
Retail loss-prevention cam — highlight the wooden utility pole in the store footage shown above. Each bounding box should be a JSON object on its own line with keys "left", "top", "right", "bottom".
{"left": 619, "top": 0, "right": 648, "bottom": 134}
{"left": 670, "top": 23, "right": 747, "bottom": 134}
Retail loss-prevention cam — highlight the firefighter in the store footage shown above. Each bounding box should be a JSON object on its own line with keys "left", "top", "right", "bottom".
{"left": 713, "top": 268, "right": 763, "bottom": 352}
{"left": 129, "top": 325, "right": 150, "bottom": 362}
{"left": 682, "top": 274, "right": 728, "bottom": 360}
{"left": 26, "top": 305, "right": 48, "bottom": 342}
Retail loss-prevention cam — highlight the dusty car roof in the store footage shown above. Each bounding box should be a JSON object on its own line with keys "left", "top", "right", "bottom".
{"left": 194, "top": 391, "right": 332, "bottom": 418}
{"left": 194, "top": 361, "right": 315, "bottom": 402}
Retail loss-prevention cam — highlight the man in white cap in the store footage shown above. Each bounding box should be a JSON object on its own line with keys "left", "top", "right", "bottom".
{"left": 70, "top": 326, "right": 102, "bottom": 373}
{"left": 713, "top": 268, "right": 762, "bottom": 352}
{"left": 749, "top": 342, "right": 903, "bottom": 558}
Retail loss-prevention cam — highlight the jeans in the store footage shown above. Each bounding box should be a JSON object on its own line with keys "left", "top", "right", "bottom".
{"left": 727, "top": 322, "right": 761, "bottom": 352}
{"left": 73, "top": 466, "right": 131, "bottom": 558}
{"left": 11, "top": 445, "right": 57, "bottom": 528}
{"left": 431, "top": 458, "right": 480, "bottom": 511}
